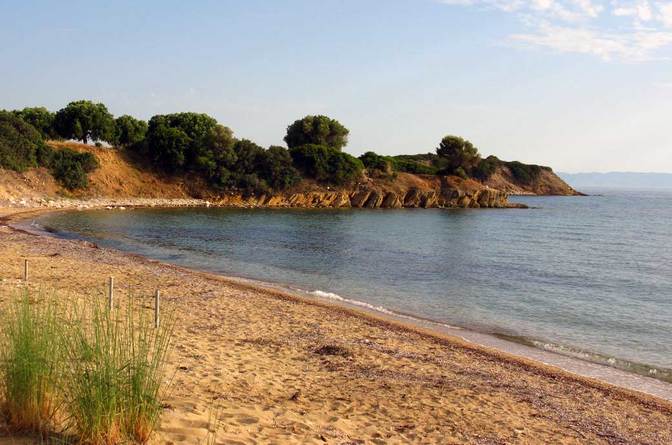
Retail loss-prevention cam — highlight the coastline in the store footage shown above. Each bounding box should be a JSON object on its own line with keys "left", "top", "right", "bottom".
{"left": 2, "top": 201, "right": 672, "bottom": 443}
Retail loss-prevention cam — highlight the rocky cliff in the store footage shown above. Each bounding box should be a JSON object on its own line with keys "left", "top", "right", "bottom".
{"left": 213, "top": 175, "right": 517, "bottom": 209}
{"left": 0, "top": 142, "right": 584, "bottom": 209}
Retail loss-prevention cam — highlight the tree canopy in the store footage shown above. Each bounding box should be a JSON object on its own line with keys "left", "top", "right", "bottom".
{"left": 54, "top": 100, "right": 116, "bottom": 144}
{"left": 0, "top": 111, "right": 46, "bottom": 171}
{"left": 12, "top": 107, "right": 58, "bottom": 140}
{"left": 144, "top": 112, "right": 218, "bottom": 173}
{"left": 435, "top": 135, "right": 481, "bottom": 177}
{"left": 284, "top": 115, "right": 349, "bottom": 151}
{"left": 290, "top": 144, "right": 363, "bottom": 185}
{"left": 114, "top": 115, "right": 147, "bottom": 148}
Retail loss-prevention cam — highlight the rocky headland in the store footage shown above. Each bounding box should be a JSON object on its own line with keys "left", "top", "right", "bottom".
{"left": 0, "top": 143, "right": 583, "bottom": 210}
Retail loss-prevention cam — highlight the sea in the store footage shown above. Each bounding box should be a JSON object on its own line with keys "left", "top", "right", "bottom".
{"left": 33, "top": 188, "right": 672, "bottom": 387}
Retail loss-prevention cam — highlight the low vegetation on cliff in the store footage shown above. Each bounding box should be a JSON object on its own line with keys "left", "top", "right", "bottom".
{"left": 1, "top": 99, "right": 572, "bottom": 198}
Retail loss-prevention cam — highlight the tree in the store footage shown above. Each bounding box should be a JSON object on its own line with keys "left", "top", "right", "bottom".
{"left": 232, "top": 139, "right": 265, "bottom": 174}
{"left": 12, "top": 107, "right": 58, "bottom": 139}
{"left": 284, "top": 115, "right": 349, "bottom": 151}
{"left": 435, "top": 135, "right": 480, "bottom": 176}
{"left": 0, "top": 111, "right": 46, "bottom": 171}
{"left": 145, "top": 113, "right": 219, "bottom": 173}
{"left": 260, "top": 146, "right": 300, "bottom": 190}
{"left": 114, "top": 115, "right": 147, "bottom": 148}
{"left": 54, "top": 100, "right": 116, "bottom": 144}
{"left": 290, "top": 144, "right": 363, "bottom": 185}
{"left": 145, "top": 121, "right": 191, "bottom": 173}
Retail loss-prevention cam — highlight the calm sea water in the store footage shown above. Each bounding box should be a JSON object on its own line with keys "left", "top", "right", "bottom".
{"left": 36, "top": 188, "right": 672, "bottom": 380}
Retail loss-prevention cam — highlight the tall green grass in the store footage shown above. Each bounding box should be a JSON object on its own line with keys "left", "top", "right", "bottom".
{"left": 0, "top": 289, "right": 62, "bottom": 436}
{"left": 62, "top": 293, "right": 174, "bottom": 444}
{"left": 0, "top": 287, "right": 174, "bottom": 444}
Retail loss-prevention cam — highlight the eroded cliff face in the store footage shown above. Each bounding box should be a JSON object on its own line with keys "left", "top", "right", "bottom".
{"left": 484, "top": 165, "right": 582, "bottom": 196}
{"left": 213, "top": 175, "right": 518, "bottom": 209}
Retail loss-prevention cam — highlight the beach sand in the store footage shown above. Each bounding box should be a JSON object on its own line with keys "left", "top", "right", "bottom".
{"left": 1, "top": 207, "right": 672, "bottom": 444}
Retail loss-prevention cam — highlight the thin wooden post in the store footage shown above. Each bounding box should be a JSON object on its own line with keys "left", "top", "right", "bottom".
{"left": 154, "top": 290, "right": 160, "bottom": 328}
{"left": 108, "top": 276, "right": 114, "bottom": 310}
{"left": 23, "top": 259, "right": 28, "bottom": 282}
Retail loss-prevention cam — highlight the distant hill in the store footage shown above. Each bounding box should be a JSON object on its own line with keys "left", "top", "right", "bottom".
{"left": 559, "top": 172, "right": 672, "bottom": 189}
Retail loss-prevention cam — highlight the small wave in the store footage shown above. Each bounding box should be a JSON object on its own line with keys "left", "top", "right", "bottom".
{"left": 527, "top": 339, "right": 672, "bottom": 384}
{"left": 307, "top": 289, "right": 397, "bottom": 316}
{"left": 21, "top": 220, "right": 58, "bottom": 235}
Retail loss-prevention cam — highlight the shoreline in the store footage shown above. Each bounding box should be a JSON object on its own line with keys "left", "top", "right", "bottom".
{"left": 6, "top": 202, "right": 672, "bottom": 403}
{"left": 0, "top": 199, "right": 672, "bottom": 443}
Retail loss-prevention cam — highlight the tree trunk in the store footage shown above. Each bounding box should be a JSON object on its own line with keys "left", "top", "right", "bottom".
{"left": 82, "top": 135, "right": 88, "bottom": 144}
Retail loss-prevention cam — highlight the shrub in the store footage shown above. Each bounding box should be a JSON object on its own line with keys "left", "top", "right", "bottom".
{"left": 290, "top": 144, "right": 363, "bottom": 185}
{"left": 473, "top": 155, "right": 500, "bottom": 180}
{"left": 0, "top": 111, "right": 45, "bottom": 172}
{"left": 358, "top": 151, "right": 393, "bottom": 176}
{"left": 48, "top": 149, "right": 99, "bottom": 190}
{"left": 505, "top": 161, "right": 543, "bottom": 185}
{"left": 0, "top": 290, "right": 62, "bottom": 436}
{"left": 284, "top": 115, "right": 349, "bottom": 151}
{"left": 391, "top": 158, "right": 438, "bottom": 175}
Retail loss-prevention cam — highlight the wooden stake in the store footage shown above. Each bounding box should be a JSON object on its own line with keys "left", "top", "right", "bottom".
{"left": 108, "top": 276, "right": 114, "bottom": 310}
{"left": 154, "top": 290, "right": 160, "bottom": 328}
{"left": 23, "top": 259, "right": 28, "bottom": 282}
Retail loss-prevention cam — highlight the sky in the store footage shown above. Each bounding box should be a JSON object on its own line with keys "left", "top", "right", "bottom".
{"left": 1, "top": 0, "right": 671, "bottom": 173}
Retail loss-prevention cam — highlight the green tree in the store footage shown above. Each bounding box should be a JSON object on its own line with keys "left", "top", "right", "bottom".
{"left": 198, "top": 124, "right": 236, "bottom": 177}
{"left": 54, "top": 100, "right": 116, "bottom": 144}
{"left": 12, "top": 107, "right": 57, "bottom": 139}
{"left": 114, "top": 115, "right": 147, "bottom": 148}
{"left": 290, "top": 144, "right": 362, "bottom": 185}
{"left": 144, "top": 113, "right": 218, "bottom": 173}
{"left": 284, "top": 115, "right": 349, "bottom": 151}
{"left": 435, "top": 135, "right": 480, "bottom": 176}
{"left": 232, "top": 139, "right": 265, "bottom": 174}
{"left": 0, "top": 111, "right": 46, "bottom": 171}
{"left": 260, "top": 146, "right": 301, "bottom": 190}
{"left": 145, "top": 121, "right": 191, "bottom": 173}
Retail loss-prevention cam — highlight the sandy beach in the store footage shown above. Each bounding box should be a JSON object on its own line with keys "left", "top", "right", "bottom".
{"left": 1, "top": 204, "right": 672, "bottom": 444}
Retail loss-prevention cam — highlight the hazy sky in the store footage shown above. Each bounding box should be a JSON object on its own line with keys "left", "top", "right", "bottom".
{"left": 1, "top": 0, "right": 671, "bottom": 172}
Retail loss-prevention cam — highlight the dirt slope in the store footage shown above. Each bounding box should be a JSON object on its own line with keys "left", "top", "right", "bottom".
{"left": 47, "top": 142, "right": 192, "bottom": 199}
{"left": 485, "top": 164, "right": 581, "bottom": 195}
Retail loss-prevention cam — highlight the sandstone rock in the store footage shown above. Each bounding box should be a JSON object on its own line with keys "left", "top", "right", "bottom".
{"left": 381, "top": 192, "right": 402, "bottom": 208}
{"left": 363, "top": 191, "right": 384, "bottom": 208}
{"left": 403, "top": 189, "right": 422, "bottom": 207}
{"left": 350, "top": 191, "right": 371, "bottom": 208}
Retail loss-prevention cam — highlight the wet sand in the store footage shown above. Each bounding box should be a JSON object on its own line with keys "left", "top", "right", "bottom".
{"left": 1, "top": 205, "right": 672, "bottom": 444}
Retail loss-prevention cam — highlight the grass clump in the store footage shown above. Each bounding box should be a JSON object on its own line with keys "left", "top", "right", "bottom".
{"left": 0, "top": 289, "right": 62, "bottom": 436}
{"left": 0, "top": 287, "right": 174, "bottom": 444}
{"left": 62, "top": 294, "right": 174, "bottom": 444}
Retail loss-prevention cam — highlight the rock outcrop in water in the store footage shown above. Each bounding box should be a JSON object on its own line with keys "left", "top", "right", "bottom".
{"left": 213, "top": 176, "right": 519, "bottom": 209}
